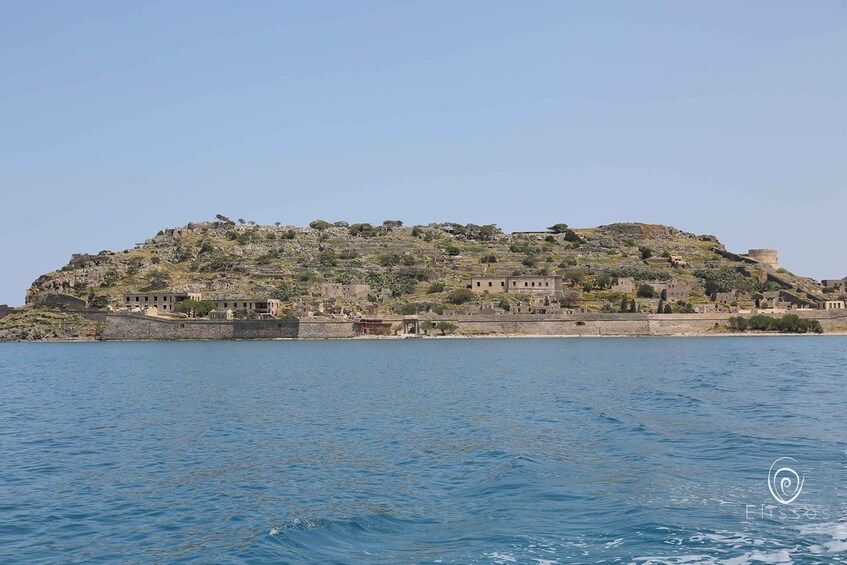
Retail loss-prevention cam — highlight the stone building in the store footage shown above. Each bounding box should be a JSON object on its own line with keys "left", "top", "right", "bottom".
{"left": 669, "top": 256, "right": 689, "bottom": 268}
{"left": 822, "top": 278, "right": 847, "bottom": 292}
{"left": 610, "top": 277, "right": 635, "bottom": 293}
{"left": 649, "top": 280, "right": 694, "bottom": 302}
{"left": 713, "top": 291, "right": 738, "bottom": 304}
{"left": 819, "top": 300, "right": 846, "bottom": 310}
{"left": 467, "top": 275, "right": 562, "bottom": 295}
{"left": 123, "top": 292, "right": 202, "bottom": 312}
{"left": 320, "top": 283, "right": 371, "bottom": 300}
{"left": 666, "top": 281, "right": 694, "bottom": 302}
{"left": 208, "top": 309, "right": 234, "bottom": 320}
{"left": 208, "top": 299, "right": 281, "bottom": 317}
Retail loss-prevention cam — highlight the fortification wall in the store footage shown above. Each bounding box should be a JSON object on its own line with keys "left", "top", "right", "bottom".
{"left": 100, "top": 314, "right": 298, "bottom": 340}
{"left": 297, "top": 320, "right": 358, "bottom": 339}
{"left": 441, "top": 314, "right": 652, "bottom": 336}
{"left": 438, "top": 311, "right": 847, "bottom": 336}
{"left": 98, "top": 310, "right": 847, "bottom": 341}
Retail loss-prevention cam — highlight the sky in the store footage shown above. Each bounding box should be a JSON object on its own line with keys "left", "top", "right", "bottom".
{"left": 1, "top": 1, "right": 846, "bottom": 305}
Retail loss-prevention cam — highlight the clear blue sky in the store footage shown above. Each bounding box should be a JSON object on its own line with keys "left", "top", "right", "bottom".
{"left": 1, "top": 1, "right": 845, "bottom": 305}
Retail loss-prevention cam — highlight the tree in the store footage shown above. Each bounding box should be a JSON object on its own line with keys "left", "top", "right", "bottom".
{"left": 629, "top": 299, "right": 637, "bottom": 313}
{"left": 595, "top": 272, "right": 612, "bottom": 289}
{"left": 238, "top": 218, "right": 245, "bottom": 225}
{"left": 309, "top": 220, "right": 331, "bottom": 231}
{"left": 175, "top": 300, "right": 216, "bottom": 317}
{"left": 383, "top": 220, "right": 403, "bottom": 229}
{"left": 445, "top": 245, "right": 461, "bottom": 256}
{"left": 274, "top": 221, "right": 281, "bottom": 227}
{"left": 636, "top": 284, "right": 655, "bottom": 298}
{"left": 656, "top": 299, "right": 665, "bottom": 313}
{"left": 215, "top": 214, "right": 232, "bottom": 224}
{"left": 639, "top": 246, "right": 653, "bottom": 260}
{"left": 663, "top": 304, "right": 672, "bottom": 314}
{"left": 548, "top": 223, "right": 569, "bottom": 233}
{"left": 619, "top": 296, "right": 628, "bottom": 312}
{"left": 436, "top": 321, "right": 458, "bottom": 335}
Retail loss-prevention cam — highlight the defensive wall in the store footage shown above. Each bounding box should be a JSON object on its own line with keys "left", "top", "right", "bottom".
{"left": 95, "top": 310, "right": 847, "bottom": 340}
{"left": 432, "top": 311, "right": 847, "bottom": 336}
{"left": 100, "top": 314, "right": 300, "bottom": 340}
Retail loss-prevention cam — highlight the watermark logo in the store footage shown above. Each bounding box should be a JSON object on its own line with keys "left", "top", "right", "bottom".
{"left": 768, "top": 457, "right": 805, "bottom": 505}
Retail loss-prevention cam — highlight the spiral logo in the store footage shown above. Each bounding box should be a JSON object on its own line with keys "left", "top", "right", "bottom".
{"left": 768, "top": 457, "right": 805, "bottom": 505}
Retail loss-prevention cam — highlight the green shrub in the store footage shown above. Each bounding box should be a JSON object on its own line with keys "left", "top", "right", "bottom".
{"left": 427, "top": 281, "right": 445, "bottom": 293}
{"left": 309, "top": 220, "right": 331, "bottom": 230}
{"left": 401, "top": 303, "right": 420, "bottom": 315}
{"left": 144, "top": 269, "right": 171, "bottom": 290}
{"left": 349, "top": 223, "right": 378, "bottom": 237}
{"left": 594, "top": 272, "right": 612, "bottom": 289}
{"left": 694, "top": 267, "right": 752, "bottom": 295}
{"left": 729, "top": 314, "right": 823, "bottom": 334}
{"left": 447, "top": 288, "right": 475, "bottom": 304}
{"left": 272, "top": 283, "right": 302, "bottom": 301}
{"left": 636, "top": 284, "right": 655, "bottom": 298}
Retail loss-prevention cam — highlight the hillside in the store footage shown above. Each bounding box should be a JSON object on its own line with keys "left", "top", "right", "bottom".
{"left": 20, "top": 218, "right": 832, "bottom": 322}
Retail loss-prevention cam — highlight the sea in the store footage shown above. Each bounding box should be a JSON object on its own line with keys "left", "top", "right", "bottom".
{"left": 1, "top": 337, "right": 845, "bottom": 564}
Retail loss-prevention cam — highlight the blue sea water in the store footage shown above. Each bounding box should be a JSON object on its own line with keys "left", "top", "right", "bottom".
{"left": 1, "top": 337, "right": 846, "bottom": 564}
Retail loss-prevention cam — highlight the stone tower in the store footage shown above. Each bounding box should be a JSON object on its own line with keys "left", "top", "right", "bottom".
{"left": 747, "top": 249, "right": 778, "bottom": 269}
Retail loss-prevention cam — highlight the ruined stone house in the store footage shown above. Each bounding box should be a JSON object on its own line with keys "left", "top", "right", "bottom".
{"left": 466, "top": 275, "right": 563, "bottom": 295}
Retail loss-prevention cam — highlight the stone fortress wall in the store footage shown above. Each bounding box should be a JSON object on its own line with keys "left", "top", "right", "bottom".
{"left": 96, "top": 310, "right": 847, "bottom": 340}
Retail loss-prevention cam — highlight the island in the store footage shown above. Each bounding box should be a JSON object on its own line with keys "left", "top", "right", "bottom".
{"left": 2, "top": 217, "right": 846, "bottom": 341}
